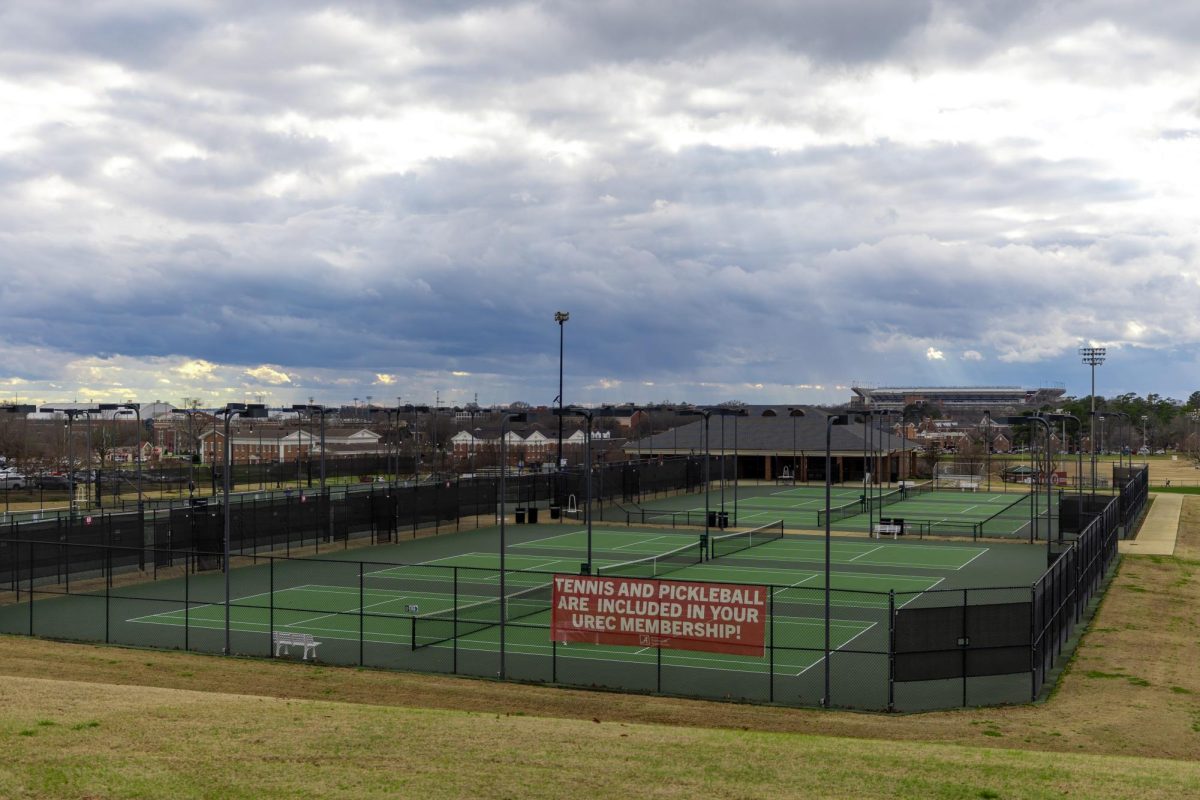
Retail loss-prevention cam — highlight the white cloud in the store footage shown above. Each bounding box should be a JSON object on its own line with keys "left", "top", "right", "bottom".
{"left": 244, "top": 365, "right": 292, "bottom": 385}
{"left": 1, "top": 3, "right": 1199, "bottom": 405}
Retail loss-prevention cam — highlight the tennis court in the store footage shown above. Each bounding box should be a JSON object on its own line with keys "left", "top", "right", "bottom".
{"left": 604, "top": 482, "right": 1046, "bottom": 538}
{"left": 16, "top": 519, "right": 1034, "bottom": 709}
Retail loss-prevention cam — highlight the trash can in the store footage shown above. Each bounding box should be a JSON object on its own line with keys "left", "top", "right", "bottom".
{"left": 514, "top": 508, "right": 526, "bottom": 524}
{"left": 707, "top": 511, "right": 718, "bottom": 528}
{"left": 550, "top": 505, "right": 561, "bottom": 520}
{"left": 527, "top": 507, "right": 539, "bottom": 524}
{"left": 718, "top": 512, "right": 729, "bottom": 529}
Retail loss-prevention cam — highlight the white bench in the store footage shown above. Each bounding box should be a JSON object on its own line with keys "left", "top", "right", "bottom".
{"left": 273, "top": 631, "right": 322, "bottom": 660}
{"left": 872, "top": 522, "right": 902, "bottom": 540}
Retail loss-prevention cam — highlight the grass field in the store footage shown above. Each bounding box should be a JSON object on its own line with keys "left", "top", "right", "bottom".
{"left": 0, "top": 497, "right": 1196, "bottom": 798}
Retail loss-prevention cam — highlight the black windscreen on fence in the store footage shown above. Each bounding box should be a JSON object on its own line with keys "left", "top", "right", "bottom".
{"left": 894, "top": 601, "right": 1031, "bottom": 682}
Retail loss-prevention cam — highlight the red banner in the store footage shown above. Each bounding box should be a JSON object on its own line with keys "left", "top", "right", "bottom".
{"left": 550, "top": 574, "right": 766, "bottom": 657}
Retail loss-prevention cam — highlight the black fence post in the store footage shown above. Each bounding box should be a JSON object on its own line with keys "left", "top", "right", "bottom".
{"left": 452, "top": 566, "right": 458, "bottom": 674}
{"left": 105, "top": 546, "right": 111, "bottom": 644}
{"left": 26, "top": 542, "right": 32, "bottom": 636}
{"left": 657, "top": 642, "right": 662, "bottom": 694}
{"left": 185, "top": 553, "right": 190, "bottom": 651}
{"left": 1029, "top": 583, "right": 1037, "bottom": 701}
{"left": 961, "top": 588, "right": 968, "bottom": 708}
{"left": 768, "top": 587, "right": 775, "bottom": 703}
{"left": 269, "top": 556, "right": 274, "bottom": 658}
{"left": 359, "top": 562, "right": 365, "bottom": 666}
{"left": 887, "top": 590, "right": 895, "bottom": 712}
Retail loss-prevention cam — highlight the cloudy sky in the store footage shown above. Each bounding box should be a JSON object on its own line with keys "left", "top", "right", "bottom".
{"left": 2, "top": 1, "right": 1198, "bottom": 410}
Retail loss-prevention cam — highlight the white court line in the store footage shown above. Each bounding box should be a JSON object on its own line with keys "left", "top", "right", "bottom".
{"left": 478, "top": 559, "right": 564, "bottom": 580}
{"left": 611, "top": 533, "right": 685, "bottom": 551}
{"left": 896, "top": 577, "right": 946, "bottom": 610}
{"left": 847, "top": 545, "right": 884, "bottom": 562}
{"left": 794, "top": 621, "right": 879, "bottom": 676}
{"left": 772, "top": 574, "right": 818, "bottom": 595}
{"left": 126, "top": 585, "right": 308, "bottom": 625}
{"left": 513, "top": 528, "right": 586, "bottom": 546}
{"left": 362, "top": 553, "right": 465, "bottom": 577}
{"left": 953, "top": 548, "right": 990, "bottom": 571}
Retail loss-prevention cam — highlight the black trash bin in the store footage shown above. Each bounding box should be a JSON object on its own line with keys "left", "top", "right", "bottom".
{"left": 528, "top": 507, "right": 539, "bottom": 524}
{"left": 514, "top": 508, "right": 526, "bottom": 524}
{"left": 707, "top": 511, "right": 718, "bottom": 528}
{"left": 718, "top": 511, "right": 729, "bottom": 529}
{"left": 550, "top": 505, "right": 561, "bottom": 520}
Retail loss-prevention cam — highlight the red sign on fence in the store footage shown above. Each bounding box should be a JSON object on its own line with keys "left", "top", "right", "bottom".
{"left": 551, "top": 574, "right": 767, "bottom": 657}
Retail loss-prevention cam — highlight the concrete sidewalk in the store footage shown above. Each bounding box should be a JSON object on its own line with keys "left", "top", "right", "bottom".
{"left": 1118, "top": 493, "right": 1181, "bottom": 556}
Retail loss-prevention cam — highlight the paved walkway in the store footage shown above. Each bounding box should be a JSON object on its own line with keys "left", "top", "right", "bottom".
{"left": 1118, "top": 493, "right": 1181, "bottom": 556}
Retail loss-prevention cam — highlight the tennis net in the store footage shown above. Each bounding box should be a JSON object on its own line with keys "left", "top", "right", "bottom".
{"left": 817, "top": 498, "right": 864, "bottom": 527}
{"left": 596, "top": 538, "right": 704, "bottom": 579}
{"left": 708, "top": 519, "right": 785, "bottom": 560}
{"left": 411, "top": 580, "right": 552, "bottom": 650}
{"left": 867, "top": 488, "right": 903, "bottom": 514}
{"left": 904, "top": 480, "right": 935, "bottom": 498}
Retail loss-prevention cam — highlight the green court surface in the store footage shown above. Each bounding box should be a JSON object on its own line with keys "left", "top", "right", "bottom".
{"left": 605, "top": 483, "right": 1042, "bottom": 538}
{"left": 2, "top": 521, "right": 1047, "bottom": 709}
{"left": 119, "top": 526, "right": 1019, "bottom": 671}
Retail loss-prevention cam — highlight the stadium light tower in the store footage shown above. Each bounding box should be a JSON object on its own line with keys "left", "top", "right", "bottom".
{"left": 1079, "top": 346, "right": 1105, "bottom": 498}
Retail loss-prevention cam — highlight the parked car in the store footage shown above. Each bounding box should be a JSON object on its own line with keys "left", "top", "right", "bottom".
{"left": 0, "top": 470, "right": 27, "bottom": 489}
{"left": 36, "top": 473, "right": 72, "bottom": 490}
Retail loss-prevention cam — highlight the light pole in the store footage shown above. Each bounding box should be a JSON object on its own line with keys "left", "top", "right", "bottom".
{"left": 44, "top": 408, "right": 88, "bottom": 515}
{"left": 1, "top": 406, "right": 33, "bottom": 513}
{"left": 787, "top": 408, "right": 806, "bottom": 484}
{"left": 216, "top": 402, "right": 268, "bottom": 655}
{"left": 992, "top": 414, "right": 1054, "bottom": 557}
{"left": 822, "top": 413, "right": 850, "bottom": 708}
{"left": 554, "top": 406, "right": 618, "bottom": 572}
{"left": 1106, "top": 411, "right": 1129, "bottom": 470}
{"left": 292, "top": 404, "right": 334, "bottom": 492}
{"left": 1080, "top": 346, "right": 1105, "bottom": 498}
{"left": 1046, "top": 412, "right": 1083, "bottom": 520}
{"left": 686, "top": 407, "right": 746, "bottom": 531}
{"left": 99, "top": 403, "right": 142, "bottom": 512}
{"left": 1141, "top": 415, "right": 1149, "bottom": 459}
{"left": 555, "top": 311, "right": 569, "bottom": 471}
{"left": 498, "top": 410, "right": 528, "bottom": 679}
